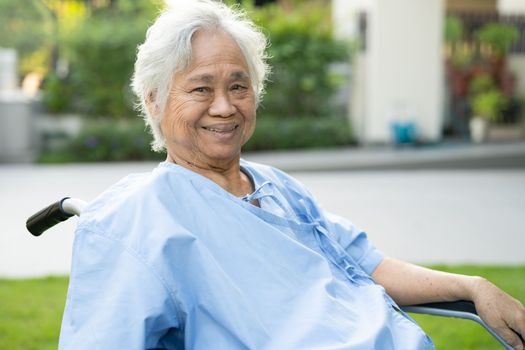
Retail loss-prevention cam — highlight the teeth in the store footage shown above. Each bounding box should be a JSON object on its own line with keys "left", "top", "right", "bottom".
{"left": 204, "top": 125, "right": 238, "bottom": 133}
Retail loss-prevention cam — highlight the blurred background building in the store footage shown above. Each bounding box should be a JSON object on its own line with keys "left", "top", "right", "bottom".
{"left": 333, "top": 0, "right": 525, "bottom": 145}
{"left": 0, "top": 0, "right": 524, "bottom": 163}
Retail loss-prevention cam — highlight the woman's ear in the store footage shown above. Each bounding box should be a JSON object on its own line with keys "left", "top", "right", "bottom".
{"left": 145, "top": 91, "right": 160, "bottom": 119}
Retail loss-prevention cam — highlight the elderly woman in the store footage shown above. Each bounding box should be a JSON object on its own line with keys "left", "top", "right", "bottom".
{"left": 59, "top": 1, "right": 525, "bottom": 349}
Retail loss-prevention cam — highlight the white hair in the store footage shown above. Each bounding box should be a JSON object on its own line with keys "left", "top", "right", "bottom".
{"left": 131, "top": 0, "right": 269, "bottom": 152}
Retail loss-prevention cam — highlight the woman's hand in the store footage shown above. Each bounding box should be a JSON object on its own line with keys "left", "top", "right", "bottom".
{"left": 372, "top": 258, "right": 525, "bottom": 349}
{"left": 471, "top": 277, "right": 525, "bottom": 350}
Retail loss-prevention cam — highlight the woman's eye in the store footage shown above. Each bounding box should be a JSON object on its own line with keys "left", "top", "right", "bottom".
{"left": 231, "top": 84, "right": 247, "bottom": 91}
{"left": 192, "top": 87, "right": 208, "bottom": 93}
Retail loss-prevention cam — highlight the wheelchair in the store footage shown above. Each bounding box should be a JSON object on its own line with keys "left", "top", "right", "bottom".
{"left": 26, "top": 197, "right": 515, "bottom": 349}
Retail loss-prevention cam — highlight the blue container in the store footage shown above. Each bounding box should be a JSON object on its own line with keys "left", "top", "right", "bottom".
{"left": 391, "top": 121, "right": 417, "bottom": 145}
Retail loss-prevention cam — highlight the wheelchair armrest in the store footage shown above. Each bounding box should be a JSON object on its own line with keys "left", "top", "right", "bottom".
{"left": 402, "top": 300, "right": 477, "bottom": 315}
{"left": 401, "top": 301, "right": 514, "bottom": 350}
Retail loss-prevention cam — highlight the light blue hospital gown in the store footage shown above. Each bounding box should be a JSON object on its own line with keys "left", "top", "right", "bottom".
{"left": 59, "top": 160, "right": 435, "bottom": 350}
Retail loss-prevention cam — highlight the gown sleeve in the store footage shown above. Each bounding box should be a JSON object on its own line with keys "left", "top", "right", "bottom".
{"left": 320, "top": 210, "right": 384, "bottom": 276}
{"left": 58, "top": 224, "right": 182, "bottom": 350}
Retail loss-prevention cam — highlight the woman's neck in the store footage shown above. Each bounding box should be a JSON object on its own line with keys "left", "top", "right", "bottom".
{"left": 166, "top": 153, "right": 254, "bottom": 197}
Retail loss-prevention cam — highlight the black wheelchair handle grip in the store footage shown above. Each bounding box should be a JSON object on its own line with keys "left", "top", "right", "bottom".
{"left": 26, "top": 198, "right": 74, "bottom": 237}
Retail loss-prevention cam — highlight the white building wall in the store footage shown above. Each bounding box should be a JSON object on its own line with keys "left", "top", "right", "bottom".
{"left": 332, "top": 0, "right": 372, "bottom": 143}
{"left": 334, "top": 0, "right": 444, "bottom": 144}
{"left": 498, "top": 0, "right": 525, "bottom": 14}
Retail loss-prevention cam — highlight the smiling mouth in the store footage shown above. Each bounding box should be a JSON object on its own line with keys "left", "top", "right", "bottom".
{"left": 202, "top": 124, "right": 239, "bottom": 133}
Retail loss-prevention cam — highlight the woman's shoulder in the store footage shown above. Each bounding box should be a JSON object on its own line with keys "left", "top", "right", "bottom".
{"left": 77, "top": 163, "right": 192, "bottom": 235}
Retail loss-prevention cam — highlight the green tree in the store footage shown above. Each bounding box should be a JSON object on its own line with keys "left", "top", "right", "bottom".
{"left": 44, "top": 0, "right": 161, "bottom": 116}
{"left": 251, "top": 1, "right": 350, "bottom": 118}
{"left": 0, "top": 0, "right": 87, "bottom": 77}
{"left": 0, "top": 0, "right": 51, "bottom": 76}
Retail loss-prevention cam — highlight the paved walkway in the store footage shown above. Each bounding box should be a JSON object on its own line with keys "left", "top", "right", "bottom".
{"left": 244, "top": 141, "right": 525, "bottom": 172}
{"left": 1, "top": 143, "right": 525, "bottom": 277}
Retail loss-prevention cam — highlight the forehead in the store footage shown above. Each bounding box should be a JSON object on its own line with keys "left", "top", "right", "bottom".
{"left": 183, "top": 29, "right": 250, "bottom": 78}
{"left": 187, "top": 70, "right": 250, "bottom": 84}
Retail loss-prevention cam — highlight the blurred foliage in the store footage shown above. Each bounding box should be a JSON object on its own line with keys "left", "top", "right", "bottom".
{"left": 444, "top": 16, "right": 463, "bottom": 44}
{"left": 444, "top": 16, "right": 474, "bottom": 68}
{"left": 41, "top": 0, "right": 349, "bottom": 119}
{"left": 475, "top": 23, "right": 519, "bottom": 59}
{"left": 444, "top": 16, "right": 521, "bottom": 127}
{"left": 468, "top": 73, "right": 495, "bottom": 96}
{"left": 467, "top": 72, "right": 509, "bottom": 124}
{"left": 471, "top": 90, "right": 507, "bottom": 122}
{"left": 444, "top": 17, "right": 520, "bottom": 69}
{"left": 245, "top": 115, "right": 354, "bottom": 151}
{"left": 0, "top": 0, "right": 86, "bottom": 76}
{"left": 38, "top": 116, "right": 353, "bottom": 163}
{"left": 251, "top": 1, "right": 350, "bottom": 118}
{"left": 31, "top": 0, "right": 354, "bottom": 161}
{"left": 38, "top": 119, "right": 164, "bottom": 163}
{"left": 42, "top": 0, "right": 161, "bottom": 116}
{"left": 41, "top": 73, "right": 72, "bottom": 113}
{"left": 0, "top": 0, "right": 51, "bottom": 76}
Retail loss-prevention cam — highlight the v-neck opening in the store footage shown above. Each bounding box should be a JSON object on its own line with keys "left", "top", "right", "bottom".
{"left": 157, "top": 160, "right": 316, "bottom": 232}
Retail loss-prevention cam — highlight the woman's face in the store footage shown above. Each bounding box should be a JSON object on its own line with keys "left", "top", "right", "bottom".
{"left": 160, "top": 29, "right": 256, "bottom": 169}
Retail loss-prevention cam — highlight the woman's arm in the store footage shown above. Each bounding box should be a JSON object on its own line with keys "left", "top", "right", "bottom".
{"left": 372, "top": 257, "right": 525, "bottom": 350}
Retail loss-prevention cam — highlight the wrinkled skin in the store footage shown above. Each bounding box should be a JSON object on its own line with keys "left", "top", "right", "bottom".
{"left": 158, "top": 29, "right": 257, "bottom": 196}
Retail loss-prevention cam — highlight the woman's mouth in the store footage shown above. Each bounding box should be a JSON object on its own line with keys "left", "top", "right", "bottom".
{"left": 201, "top": 124, "right": 240, "bottom": 142}
{"left": 202, "top": 124, "right": 239, "bottom": 133}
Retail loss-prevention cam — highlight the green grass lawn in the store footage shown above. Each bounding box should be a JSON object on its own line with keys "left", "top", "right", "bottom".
{"left": 0, "top": 276, "right": 69, "bottom": 350}
{"left": 0, "top": 266, "right": 523, "bottom": 349}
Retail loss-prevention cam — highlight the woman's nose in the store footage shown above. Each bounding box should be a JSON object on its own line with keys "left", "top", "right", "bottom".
{"left": 208, "top": 91, "right": 236, "bottom": 117}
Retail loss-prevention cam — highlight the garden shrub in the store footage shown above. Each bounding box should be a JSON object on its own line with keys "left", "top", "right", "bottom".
{"left": 39, "top": 0, "right": 354, "bottom": 162}
{"left": 38, "top": 116, "right": 353, "bottom": 163}
{"left": 43, "top": 0, "right": 349, "bottom": 121}
{"left": 38, "top": 119, "right": 164, "bottom": 163}
{"left": 0, "top": 0, "right": 51, "bottom": 76}
{"left": 251, "top": 2, "right": 350, "bottom": 118}
{"left": 42, "top": 2, "right": 159, "bottom": 117}
{"left": 41, "top": 73, "right": 72, "bottom": 113}
{"left": 64, "top": 16, "right": 147, "bottom": 117}
{"left": 243, "top": 115, "right": 354, "bottom": 151}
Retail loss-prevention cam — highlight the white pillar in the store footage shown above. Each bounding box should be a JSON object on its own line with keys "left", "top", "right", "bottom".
{"left": 0, "top": 48, "right": 18, "bottom": 91}
{"left": 0, "top": 48, "right": 35, "bottom": 162}
{"left": 334, "top": 0, "right": 445, "bottom": 144}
